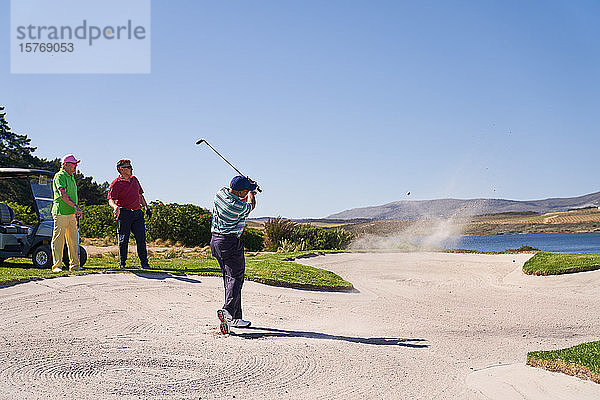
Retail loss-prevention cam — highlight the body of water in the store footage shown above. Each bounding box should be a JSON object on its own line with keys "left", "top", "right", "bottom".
{"left": 443, "top": 232, "right": 600, "bottom": 254}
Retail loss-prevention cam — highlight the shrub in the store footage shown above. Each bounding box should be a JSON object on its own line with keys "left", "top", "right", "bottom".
{"left": 79, "top": 204, "right": 117, "bottom": 238}
{"left": 264, "top": 217, "right": 355, "bottom": 251}
{"left": 263, "top": 217, "right": 297, "bottom": 251}
{"left": 278, "top": 238, "right": 301, "bottom": 252}
{"left": 146, "top": 202, "right": 212, "bottom": 246}
{"left": 5, "top": 201, "right": 37, "bottom": 225}
{"left": 328, "top": 228, "right": 355, "bottom": 249}
{"left": 241, "top": 227, "right": 264, "bottom": 251}
{"left": 292, "top": 224, "right": 354, "bottom": 250}
{"left": 63, "top": 199, "right": 266, "bottom": 251}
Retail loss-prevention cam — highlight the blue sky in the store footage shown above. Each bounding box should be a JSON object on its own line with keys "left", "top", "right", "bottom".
{"left": 3, "top": 1, "right": 600, "bottom": 218}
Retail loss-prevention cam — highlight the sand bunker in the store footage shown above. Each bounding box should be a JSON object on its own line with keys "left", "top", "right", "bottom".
{"left": 1, "top": 252, "right": 599, "bottom": 399}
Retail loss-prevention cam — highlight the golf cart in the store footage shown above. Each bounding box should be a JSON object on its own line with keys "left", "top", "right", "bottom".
{"left": 0, "top": 168, "right": 87, "bottom": 268}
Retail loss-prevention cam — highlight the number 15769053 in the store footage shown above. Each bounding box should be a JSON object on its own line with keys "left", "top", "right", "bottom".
{"left": 19, "top": 42, "right": 74, "bottom": 52}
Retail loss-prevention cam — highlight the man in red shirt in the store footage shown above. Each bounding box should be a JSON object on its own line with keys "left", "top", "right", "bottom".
{"left": 107, "top": 159, "right": 151, "bottom": 269}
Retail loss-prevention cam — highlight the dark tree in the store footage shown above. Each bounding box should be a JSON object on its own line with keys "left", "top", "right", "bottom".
{"left": 0, "top": 106, "right": 109, "bottom": 206}
{"left": 74, "top": 173, "right": 110, "bottom": 205}
{"left": 0, "top": 106, "right": 37, "bottom": 167}
{"left": 0, "top": 106, "right": 36, "bottom": 204}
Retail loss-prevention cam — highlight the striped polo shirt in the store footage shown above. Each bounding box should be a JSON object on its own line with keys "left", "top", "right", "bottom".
{"left": 211, "top": 187, "right": 253, "bottom": 237}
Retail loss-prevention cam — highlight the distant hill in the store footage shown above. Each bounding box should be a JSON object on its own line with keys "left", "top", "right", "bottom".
{"left": 327, "top": 192, "right": 600, "bottom": 220}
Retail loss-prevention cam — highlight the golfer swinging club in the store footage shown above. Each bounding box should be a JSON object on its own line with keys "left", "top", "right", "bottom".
{"left": 211, "top": 175, "right": 257, "bottom": 334}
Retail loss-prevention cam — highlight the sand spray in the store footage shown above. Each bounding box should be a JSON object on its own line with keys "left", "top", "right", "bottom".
{"left": 349, "top": 199, "right": 488, "bottom": 251}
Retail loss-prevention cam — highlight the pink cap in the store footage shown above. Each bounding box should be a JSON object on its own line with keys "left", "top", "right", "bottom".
{"left": 62, "top": 154, "right": 80, "bottom": 164}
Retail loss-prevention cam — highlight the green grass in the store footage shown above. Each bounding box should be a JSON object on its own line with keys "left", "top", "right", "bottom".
{"left": 445, "top": 245, "right": 540, "bottom": 254}
{"left": 522, "top": 252, "right": 600, "bottom": 275}
{"left": 246, "top": 251, "right": 351, "bottom": 291}
{"left": 527, "top": 341, "right": 600, "bottom": 383}
{"left": 0, "top": 251, "right": 353, "bottom": 291}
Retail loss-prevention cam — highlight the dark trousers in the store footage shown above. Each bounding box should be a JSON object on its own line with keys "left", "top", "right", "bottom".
{"left": 210, "top": 234, "right": 245, "bottom": 319}
{"left": 117, "top": 209, "right": 149, "bottom": 268}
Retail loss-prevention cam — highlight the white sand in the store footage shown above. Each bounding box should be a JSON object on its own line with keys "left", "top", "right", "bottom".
{"left": 1, "top": 252, "right": 599, "bottom": 399}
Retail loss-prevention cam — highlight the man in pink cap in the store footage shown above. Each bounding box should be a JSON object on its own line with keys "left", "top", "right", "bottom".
{"left": 50, "top": 154, "right": 83, "bottom": 272}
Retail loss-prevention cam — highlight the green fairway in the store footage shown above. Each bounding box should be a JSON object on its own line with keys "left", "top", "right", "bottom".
{"left": 445, "top": 245, "right": 540, "bottom": 254}
{"left": 0, "top": 251, "right": 353, "bottom": 291}
{"left": 246, "top": 251, "right": 352, "bottom": 291}
{"left": 522, "top": 252, "right": 600, "bottom": 275}
{"left": 527, "top": 341, "right": 600, "bottom": 384}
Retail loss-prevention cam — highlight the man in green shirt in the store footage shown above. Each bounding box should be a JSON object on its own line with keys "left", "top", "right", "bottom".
{"left": 50, "top": 154, "right": 83, "bottom": 272}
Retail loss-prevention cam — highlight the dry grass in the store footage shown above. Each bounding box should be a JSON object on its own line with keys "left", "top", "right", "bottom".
{"left": 527, "top": 341, "right": 600, "bottom": 384}
{"left": 82, "top": 236, "right": 116, "bottom": 247}
{"left": 471, "top": 208, "right": 600, "bottom": 225}
{"left": 542, "top": 210, "right": 600, "bottom": 224}
{"left": 527, "top": 358, "right": 600, "bottom": 383}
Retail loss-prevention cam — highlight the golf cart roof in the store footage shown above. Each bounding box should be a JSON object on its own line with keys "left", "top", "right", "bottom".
{"left": 0, "top": 168, "right": 55, "bottom": 179}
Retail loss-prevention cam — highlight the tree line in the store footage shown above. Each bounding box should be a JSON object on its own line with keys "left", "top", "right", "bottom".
{"left": 1, "top": 106, "right": 354, "bottom": 252}
{"left": 0, "top": 106, "right": 108, "bottom": 206}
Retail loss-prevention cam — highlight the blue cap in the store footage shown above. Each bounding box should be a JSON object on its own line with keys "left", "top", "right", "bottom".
{"left": 230, "top": 176, "right": 258, "bottom": 191}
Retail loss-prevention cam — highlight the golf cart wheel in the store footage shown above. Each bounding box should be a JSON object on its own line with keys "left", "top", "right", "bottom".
{"left": 32, "top": 245, "right": 52, "bottom": 269}
{"left": 79, "top": 246, "right": 87, "bottom": 267}
{"left": 62, "top": 245, "right": 88, "bottom": 268}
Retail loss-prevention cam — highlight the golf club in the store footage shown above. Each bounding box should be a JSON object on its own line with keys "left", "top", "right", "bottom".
{"left": 196, "top": 139, "right": 262, "bottom": 192}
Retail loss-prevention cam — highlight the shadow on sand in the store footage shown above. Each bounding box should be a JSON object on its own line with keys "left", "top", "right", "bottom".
{"left": 132, "top": 271, "right": 203, "bottom": 284}
{"left": 233, "top": 326, "right": 428, "bottom": 348}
